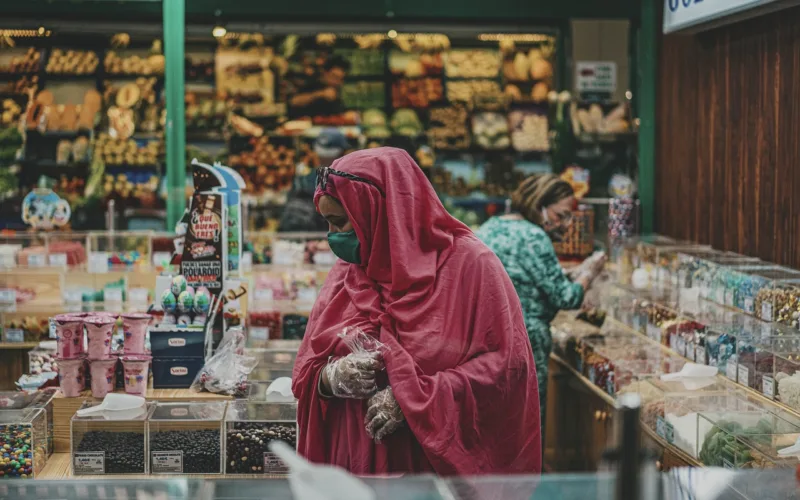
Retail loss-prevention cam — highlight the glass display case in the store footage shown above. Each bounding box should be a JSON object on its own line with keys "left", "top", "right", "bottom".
{"left": 87, "top": 231, "right": 153, "bottom": 270}
{"left": 634, "top": 240, "right": 710, "bottom": 291}
{"left": 712, "top": 264, "right": 779, "bottom": 308}
{"left": 147, "top": 401, "right": 226, "bottom": 475}
{"left": 727, "top": 267, "right": 800, "bottom": 317}
{"left": 71, "top": 401, "right": 149, "bottom": 475}
{"left": 224, "top": 401, "right": 297, "bottom": 475}
{"left": 611, "top": 234, "right": 678, "bottom": 286}
{"left": 247, "top": 348, "right": 297, "bottom": 382}
{"left": 0, "top": 408, "right": 48, "bottom": 478}
{"left": 754, "top": 277, "right": 800, "bottom": 326}
{"left": 696, "top": 256, "right": 763, "bottom": 302}
{"left": 671, "top": 249, "right": 730, "bottom": 294}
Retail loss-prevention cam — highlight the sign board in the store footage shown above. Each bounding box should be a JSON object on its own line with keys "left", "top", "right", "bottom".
{"left": 575, "top": 61, "right": 617, "bottom": 94}
{"left": 663, "top": 0, "right": 782, "bottom": 34}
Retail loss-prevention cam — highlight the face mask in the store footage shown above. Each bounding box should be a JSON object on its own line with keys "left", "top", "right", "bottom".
{"left": 327, "top": 230, "right": 361, "bottom": 264}
{"left": 541, "top": 207, "right": 566, "bottom": 241}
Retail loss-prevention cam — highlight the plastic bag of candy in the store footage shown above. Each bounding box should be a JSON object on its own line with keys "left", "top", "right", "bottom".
{"left": 191, "top": 327, "right": 258, "bottom": 397}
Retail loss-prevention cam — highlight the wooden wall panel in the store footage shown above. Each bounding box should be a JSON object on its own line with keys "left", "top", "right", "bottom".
{"left": 656, "top": 8, "right": 800, "bottom": 267}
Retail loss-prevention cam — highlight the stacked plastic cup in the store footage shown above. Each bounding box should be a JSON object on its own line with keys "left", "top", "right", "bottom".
{"left": 85, "top": 315, "right": 119, "bottom": 398}
{"left": 53, "top": 313, "right": 87, "bottom": 397}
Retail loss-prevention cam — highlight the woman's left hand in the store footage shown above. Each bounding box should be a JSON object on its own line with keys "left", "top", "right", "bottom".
{"left": 364, "top": 387, "right": 405, "bottom": 442}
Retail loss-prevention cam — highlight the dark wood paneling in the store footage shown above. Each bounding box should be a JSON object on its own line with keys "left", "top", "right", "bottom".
{"left": 656, "top": 7, "right": 800, "bottom": 267}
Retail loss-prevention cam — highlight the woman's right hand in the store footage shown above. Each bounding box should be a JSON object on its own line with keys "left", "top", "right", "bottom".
{"left": 322, "top": 353, "right": 383, "bottom": 399}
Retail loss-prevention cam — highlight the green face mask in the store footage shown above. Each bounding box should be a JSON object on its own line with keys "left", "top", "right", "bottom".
{"left": 327, "top": 230, "right": 361, "bottom": 264}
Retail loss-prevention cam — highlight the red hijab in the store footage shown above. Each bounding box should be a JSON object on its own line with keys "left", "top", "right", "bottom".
{"left": 293, "top": 147, "right": 541, "bottom": 475}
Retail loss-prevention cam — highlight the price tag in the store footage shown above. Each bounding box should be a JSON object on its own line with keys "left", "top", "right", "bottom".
{"left": 665, "top": 421, "right": 675, "bottom": 444}
{"left": 88, "top": 252, "right": 109, "bottom": 274}
{"left": 73, "top": 452, "right": 105, "bottom": 474}
{"left": 104, "top": 288, "right": 123, "bottom": 304}
{"left": 250, "top": 327, "right": 269, "bottom": 341}
{"left": 297, "top": 287, "right": 317, "bottom": 303}
{"left": 726, "top": 360, "right": 738, "bottom": 382}
{"left": 762, "top": 375, "right": 775, "bottom": 399}
{"left": 5, "top": 329, "right": 23, "bottom": 343}
{"left": 695, "top": 344, "right": 706, "bottom": 365}
{"left": 646, "top": 323, "right": 661, "bottom": 342}
{"left": 669, "top": 333, "right": 678, "bottom": 351}
{"left": 241, "top": 252, "right": 253, "bottom": 273}
{"left": 724, "top": 289, "right": 734, "bottom": 307}
{"left": 27, "top": 253, "right": 46, "bottom": 268}
{"left": 264, "top": 452, "right": 288, "bottom": 474}
{"left": 151, "top": 451, "right": 183, "bottom": 473}
{"left": 761, "top": 321, "right": 773, "bottom": 338}
{"left": 48, "top": 253, "right": 68, "bottom": 268}
{"left": 762, "top": 302, "right": 774, "bottom": 322}
{"left": 744, "top": 297, "right": 754, "bottom": 314}
{"left": 676, "top": 336, "right": 687, "bottom": 357}
{"left": 588, "top": 366, "right": 596, "bottom": 384}
{"left": 0, "top": 289, "right": 16, "bottom": 312}
{"left": 738, "top": 365, "right": 750, "bottom": 387}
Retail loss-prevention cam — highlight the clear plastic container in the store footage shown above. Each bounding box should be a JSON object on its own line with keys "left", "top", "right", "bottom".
{"left": 755, "top": 279, "right": 800, "bottom": 327}
{"left": 611, "top": 235, "right": 678, "bottom": 286}
{"left": 147, "top": 401, "right": 226, "bottom": 475}
{"left": 716, "top": 264, "right": 781, "bottom": 309}
{"left": 247, "top": 348, "right": 297, "bottom": 382}
{"left": 730, "top": 267, "right": 800, "bottom": 317}
{"left": 224, "top": 401, "right": 297, "bottom": 475}
{"left": 697, "top": 256, "right": 764, "bottom": 303}
{"left": 0, "top": 408, "right": 48, "bottom": 478}
{"left": 733, "top": 327, "right": 797, "bottom": 392}
{"left": 71, "top": 401, "right": 149, "bottom": 475}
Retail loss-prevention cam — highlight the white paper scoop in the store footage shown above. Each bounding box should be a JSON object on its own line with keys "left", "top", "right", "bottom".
{"left": 778, "top": 437, "right": 800, "bottom": 457}
{"left": 268, "top": 441, "right": 375, "bottom": 500}
{"left": 660, "top": 363, "right": 717, "bottom": 381}
{"left": 266, "top": 377, "right": 295, "bottom": 403}
{"left": 75, "top": 393, "right": 146, "bottom": 417}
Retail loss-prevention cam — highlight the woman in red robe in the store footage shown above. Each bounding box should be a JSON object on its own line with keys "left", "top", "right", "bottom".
{"left": 292, "top": 147, "right": 541, "bottom": 475}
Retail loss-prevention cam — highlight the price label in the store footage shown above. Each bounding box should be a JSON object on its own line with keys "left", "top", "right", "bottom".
{"left": 0, "top": 289, "right": 16, "bottom": 312}
{"left": 676, "top": 336, "right": 687, "bottom": 357}
{"left": 241, "top": 252, "right": 253, "bottom": 273}
{"left": 738, "top": 365, "right": 750, "bottom": 387}
{"left": 762, "top": 375, "right": 775, "bottom": 399}
{"left": 588, "top": 366, "right": 596, "bottom": 384}
{"left": 761, "top": 321, "right": 773, "bottom": 338}
{"left": 264, "top": 452, "right": 288, "bottom": 474}
{"left": 695, "top": 344, "right": 706, "bottom": 365}
{"left": 762, "top": 302, "right": 774, "bottom": 322}
{"left": 104, "top": 288, "right": 123, "bottom": 304}
{"left": 646, "top": 323, "right": 661, "bottom": 342}
{"left": 27, "top": 253, "right": 46, "bottom": 268}
{"left": 724, "top": 289, "right": 734, "bottom": 307}
{"left": 744, "top": 297, "right": 754, "bottom": 314}
{"left": 151, "top": 451, "right": 183, "bottom": 473}
{"left": 48, "top": 253, "right": 68, "bottom": 268}
{"left": 656, "top": 416, "right": 667, "bottom": 439}
{"left": 669, "top": 333, "right": 678, "bottom": 351}
{"left": 88, "top": 252, "right": 109, "bottom": 274}
{"left": 250, "top": 327, "right": 269, "bottom": 341}
{"left": 726, "top": 360, "right": 738, "bottom": 382}
{"left": 5, "top": 329, "right": 23, "bottom": 343}
{"left": 73, "top": 452, "right": 105, "bottom": 474}
{"left": 665, "top": 421, "right": 675, "bottom": 444}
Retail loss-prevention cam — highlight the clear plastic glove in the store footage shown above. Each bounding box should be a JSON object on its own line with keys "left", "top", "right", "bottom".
{"left": 323, "top": 353, "right": 382, "bottom": 399}
{"left": 364, "top": 387, "right": 405, "bottom": 442}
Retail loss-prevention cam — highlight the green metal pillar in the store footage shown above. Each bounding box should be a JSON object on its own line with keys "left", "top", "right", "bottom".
{"left": 164, "top": 0, "right": 186, "bottom": 230}
{"left": 637, "top": 0, "right": 658, "bottom": 234}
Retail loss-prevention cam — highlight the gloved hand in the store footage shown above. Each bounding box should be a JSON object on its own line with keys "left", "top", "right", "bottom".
{"left": 323, "top": 353, "right": 382, "bottom": 399}
{"left": 364, "top": 387, "right": 405, "bottom": 442}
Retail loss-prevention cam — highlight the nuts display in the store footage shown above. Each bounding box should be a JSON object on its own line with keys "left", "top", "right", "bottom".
{"left": 46, "top": 49, "right": 99, "bottom": 75}
{"left": 149, "top": 429, "right": 221, "bottom": 474}
{"left": 445, "top": 50, "right": 501, "bottom": 78}
{"left": 446, "top": 80, "right": 501, "bottom": 102}
{"left": 391, "top": 78, "right": 443, "bottom": 108}
{"left": 76, "top": 431, "right": 145, "bottom": 474}
{"left": 226, "top": 424, "right": 297, "bottom": 474}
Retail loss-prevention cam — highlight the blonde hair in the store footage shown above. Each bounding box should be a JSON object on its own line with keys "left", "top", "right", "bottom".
{"left": 510, "top": 173, "right": 575, "bottom": 226}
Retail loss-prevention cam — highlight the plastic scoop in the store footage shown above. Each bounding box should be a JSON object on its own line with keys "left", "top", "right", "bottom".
{"left": 268, "top": 441, "right": 375, "bottom": 500}
{"left": 75, "top": 393, "right": 146, "bottom": 417}
{"left": 778, "top": 437, "right": 800, "bottom": 457}
{"left": 660, "top": 363, "right": 717, "bottom": 381}
{"left": 266, "top": 377, "right": 295, "bottom": 403}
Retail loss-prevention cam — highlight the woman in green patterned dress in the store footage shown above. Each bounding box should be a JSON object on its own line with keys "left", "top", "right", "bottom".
{"left": 476, "top": 174, "right": 606, "bottom": 435}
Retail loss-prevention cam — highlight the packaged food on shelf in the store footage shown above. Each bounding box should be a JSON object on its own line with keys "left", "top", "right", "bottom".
{"left": 224, "top": 401, "right": 297, "bottom": 474}
{"left": 147, "top": 401, "right": 226, "bottom": 475}
{"left": 728, "top": 267, "right": 800, "bottom": 317}
{"left": 0, "top": 408, "right": 48, "bottom": 478}
{"left": 70, "top": 401, "right": 149, "bottom": 475}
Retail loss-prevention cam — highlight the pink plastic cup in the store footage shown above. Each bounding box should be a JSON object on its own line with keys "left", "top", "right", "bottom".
{"left": 121, "top": 313, "right": 151, "bottom": 355}
{"left": 89, "top": 356, "right": 118, "bottom": 398}
{"left": 85, "top": 315, "right": 116, "bottom": 360}
{"left": 121, "top": 354, "right": 151, "bottom": 396}
{"left": 56, "top": 357, "right": 85, "bottom": 397}
{"left": 54, "top": 313, "right": 86, "bottom": 359}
